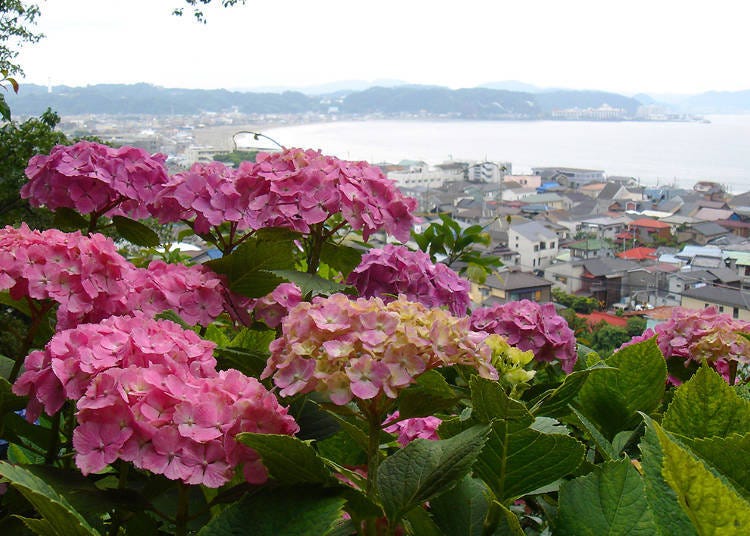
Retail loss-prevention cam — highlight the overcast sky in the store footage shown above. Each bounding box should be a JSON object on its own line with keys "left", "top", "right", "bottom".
{"left": 15, "top": 0, "right": 750, "bottom": 95}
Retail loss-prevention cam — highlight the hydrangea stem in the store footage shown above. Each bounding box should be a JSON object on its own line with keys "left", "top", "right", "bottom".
{"left": 175, "top": 481, "right": 190, "bottom": 536}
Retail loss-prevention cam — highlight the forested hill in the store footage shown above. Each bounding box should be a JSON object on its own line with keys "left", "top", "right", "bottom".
{"left": 7, "top": 82, "right": 643, "bottom": 118}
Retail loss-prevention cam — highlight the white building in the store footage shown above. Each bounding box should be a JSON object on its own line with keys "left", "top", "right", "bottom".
{"left": 508, "top": 221, "right": 560, "bottom": 271}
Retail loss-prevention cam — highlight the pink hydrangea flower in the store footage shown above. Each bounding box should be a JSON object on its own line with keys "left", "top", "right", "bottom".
{"left": 383, "top": 411, "right": 442, "bottom": 446}
{"left": 347, "top": 244, "right": 471, "bottom": 316}
{"left": 0, "top": 226, "right": 237, "bottom": 329}
{"left": 21, "top": 141, "right": 169, "bottom": 219}
{"left": 13, "top": 315, "right": 298, "bottom": 487}
{"left": 617, "top": 307, "right": 750, "bottom": 384}
{"left": 250, "top": 282, "right": 303, "bottom": 328}
{"left": 470, "top": 300, "right": 577, "bottom": 373}
{"left": 153, "top": 148, "right": 417, "bottom": 241}
{"left": 262, "top": 294, "right": 498, "bottom": 405}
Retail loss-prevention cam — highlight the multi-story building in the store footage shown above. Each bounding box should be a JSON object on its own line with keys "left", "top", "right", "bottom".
{"left": 508, "top": 221, "right": 559, "bottom": 270}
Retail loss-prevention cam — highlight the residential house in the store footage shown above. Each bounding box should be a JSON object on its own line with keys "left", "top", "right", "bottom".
{"left": 628, "top": 218, "right": 672, "bottom": 244}
{"left": 504, "top": 174, "right": 541, "bottom": 189}
{"left": 724, "top": 250, "right": 750, "bottom": 285}
{"left": 518, "top": 193, "right": 571, "bottom": 211}
{"left": 681, "top": 286, "right": 750, "bottom": 321}
{"left": 580, "top": 257, "right": 641, "bottom": 308}
{"left": 470, "top": 270, "right": 552, "bottom": 306}
{"left": 531, "top": 167, "right": 605, "bottom": 188}
{"left": 618, "top": 247, "right": 657, "bottom": 263}
{"left": 678, "top": 222, "right": 729, "bottom": 245}
{"left": 580, "top": 182, "right": 608, "bottom": 198}
{"left": 566, "top": 238, "right": 614, "bottom": 259}
{"left": 627, "top": 263, "right": 680, "bottom": 307}
{"left": 508, "top": 221, "right": 559, "bottom": 271}
{"left": 579, "top": 216, "right": 631, "bottom": 240}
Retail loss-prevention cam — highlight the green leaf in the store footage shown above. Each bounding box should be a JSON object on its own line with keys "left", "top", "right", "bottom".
{"left": 0, "top": 94, "right": 10, "bottom": 121}
{"left": 268, "top": 269, "right": 351, "bottom": 298}
{"left": 207, "top": 232, "right": 295, "bottom": 297}
{"left": 662, "top": 365, "right": 750, "bottom": 439}
{"left": 529, "top": 363, "right": 612, "bottom": 418}
{"left": 575, "top": 337, "right": 666, "bottom": 439}
{"left": 213, "top": 346, "right": 268, "bottom": 377}
{"left": 377, "top": 424, "right": 490, "bottom": 524}
{"left": 198, "top": 486, "right": 345, "bottom": 536}
{"left": 430, "top": 476, "right": 492, "bottom": 536}
{"left": 320, "top": 242, "right": 364, "bottom": 278}
{"left": 397, "top": 370, "right": 460, "bottom": 419}
{"left": 0, "top": 376, "right": 26, "bottom": 414}
{"left": 638, "top": 418, "right": 698, "bottom": 536}
{"left": 235, "top": 433, "right": 333, "bottom": 485}
{"left": 466, "top": 378, "right": 584, "bottom": 503}
{"left": 651, "top": 419, "right": 750, "bottom": 534}
{"left": 19, "top": 517, "right": 58, "bottom": 536}
{"left": 0, "top": 462, "right": 101, "bottom": 536}
{"left": 112, "top": 216, "right": 160, "bottom": 247}
{"left": 52, "top": 207, "right": 89, "bottom": 231}
{"left": 686, "top": 433, "right": 750, "bottom": 500}
{"left": 570, "top": 406, "right": 617, "bottom": 461}
{"left": 402, "top": 506, "right": 443, "bottom": 536}
{"left": 491, "top": 502, "right": 525, "bottom": 536}
{"left": 0, "top": 290, "right": 34, "bottom": 317}
{"left": 557, "top": 459, "right": 655, "bottom": 536}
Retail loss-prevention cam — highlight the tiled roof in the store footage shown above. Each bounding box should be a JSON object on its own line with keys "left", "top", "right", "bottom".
{"left": 629, "top": 218, "right": 671, "bottom": 229}
{"left": 617, "top": 247, "right": 657, "bottom": 260}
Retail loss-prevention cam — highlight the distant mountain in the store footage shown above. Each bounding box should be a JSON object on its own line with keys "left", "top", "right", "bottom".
{"left": 237, "top": 79, "right": 409, "bottom": 95}
{"left": 477, "top": 80, "right": 546, "bottom": 93}
{"left": 6, "top": 82, "right": 642, "bottom": 118}
{"left": 680, "top": 90, "right": 750, "bottom": 114}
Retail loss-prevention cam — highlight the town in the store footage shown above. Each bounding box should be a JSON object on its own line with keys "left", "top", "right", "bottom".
{"left": 49, "top": 112, "right": 750, "bottom": 328}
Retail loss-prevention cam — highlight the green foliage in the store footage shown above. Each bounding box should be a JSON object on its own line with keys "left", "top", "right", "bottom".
{"left": 589, "top": 322, "right": 631, "bottom": 356}
{"left": 626, "top": 315, "right": 647, "bottom": 337}
{"left": 662, "top": 365, "right": 750, "bottom": 439}
{"left": 558, "top": 459, "right": 655, "bottom": 535}
{"left": 197, "top": 487, "right": 346, "bottom": 536}
{"left": 0, "top": 2, "right": 42, "bottom": 77}
{"left": 412, "top": 214, "right": 501, "bottom": 283}
{"left": 575, "top": 337, "right": 666, "bottom": 439}
{"left": 0, "top": 109, "right": 68, "bottom": 228}
{"left": 377, "top": 424, "right": 490, "bottom": 525}
{"left": 211, "top": 149, "right": 258, "bottom": 166}
{"left": 552, "top": 288, "right": 600, "bottom": 313}
{"left": 172, "top": 0, "right": 247, "bottom": 24}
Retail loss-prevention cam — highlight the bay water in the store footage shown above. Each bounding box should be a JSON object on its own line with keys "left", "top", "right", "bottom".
{"left": 263, "top": 115, "right": 750, "bottom": 193}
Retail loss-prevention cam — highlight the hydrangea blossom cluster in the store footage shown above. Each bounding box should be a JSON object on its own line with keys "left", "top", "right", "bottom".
{"left": 383, "top": 411, "right": 442, "bottom": 447}
{"left": 153, "top": 148, "right": 417, "bottom": 241}
{"left": 13, "top": 315, "right": 298, "bottom": 487}
{"left": 618, "top": 307, "right": 750, "bottom": 384}
{"left": 250, "top": 282, "right": 302, "bottom": 329}
{"left": 470, "top": 300, "right": 577, "bottom": 373}
{"left": 0, "top": 226, "right": 233, "bottom": 329}
{"left": 347, "top": 244, "right": 471, "bottom": 316}
{"left": 21, "top": 141, "right": 169, "bottom": 219}
{"left": 0, "top": 225, "right": 135, "bottom": 329}
{"left": 130, "top": 260, "right": 229, "bottom": 326}
{"left": 263, "top": 293, "right": 498, "bottom": 405}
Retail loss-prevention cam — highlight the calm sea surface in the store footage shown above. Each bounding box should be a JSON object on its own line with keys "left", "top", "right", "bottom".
{"left": 262, "top": 115, "right": 750, "bottom": 193}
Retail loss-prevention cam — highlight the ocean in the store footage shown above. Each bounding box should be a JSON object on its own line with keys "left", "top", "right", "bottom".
{"left": 261, "top": 115, "right": 750, "bottom": 193}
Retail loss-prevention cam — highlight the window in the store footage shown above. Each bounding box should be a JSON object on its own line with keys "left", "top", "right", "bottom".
{"left": 719, "top": 306, "right": 724, "bottom": 313}
{"left": 550, "top": 242, "right": 555, "bottom": 249}
{"left": 733, "top": 307, "right": 740, "bottom": 319}
{"left": 540, "top": 242, "right": 546, "bottom": 250}
{"left": 534, "top": 245, "right": 539, "bottom": 252}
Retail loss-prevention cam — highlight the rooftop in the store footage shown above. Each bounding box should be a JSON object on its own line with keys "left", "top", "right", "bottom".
{"left": 629, "top": 218, "right": 671, "bottom": 229}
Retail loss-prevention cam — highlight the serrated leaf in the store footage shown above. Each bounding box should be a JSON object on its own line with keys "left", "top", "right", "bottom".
{"left": 529, "top": 363, "right": 612, "bottom": 418}
{"left": 638, "top": 418, "right": 699, "bottom": 536}
{"left": 198, "top": 486, "right": 345, "bottom": 536}
{"left": 430, "top": 476, "right": 492, "bottom": 536}
{"left": 236, "top": 434, "right": 333, "bottom": 485}
{"left": 557, "top": 459, "right": 655, "bottom": 536}
{"left": 290, "top": 395, "right": 341, "bottom": 442}
{"left": 575, "top": 337, "right": 666, "bottom": 439}
{"left": 207, "top": 235, "right": 294, "bottom": 297}
{"left": 570, "top": 406, "right": 617, "bottom": 461}
{"left": 651, "top": 419, "right": 750, "bottom": 534}
{"left": 662, "top": 365, "right": 750, "bottom": 439}
{"left": 467, "top": 378, "right": 584, "bottom": 503}
{"left": 268, "top": 269, "right": 351, "bottom": 298}
{"left": 112, "top": 216, "right": 160, "bottom": 247}
{"left": 397, "top": 370, "right": 459, "bottom": 419}
{"left": 686, "top": 433, "right": 750, "bottom": 500}
{"left": 0, "top": 462, "right": 101, "bottom": 536}
{"left": 377, "top": 424, "right": 490, "bottom": 524}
